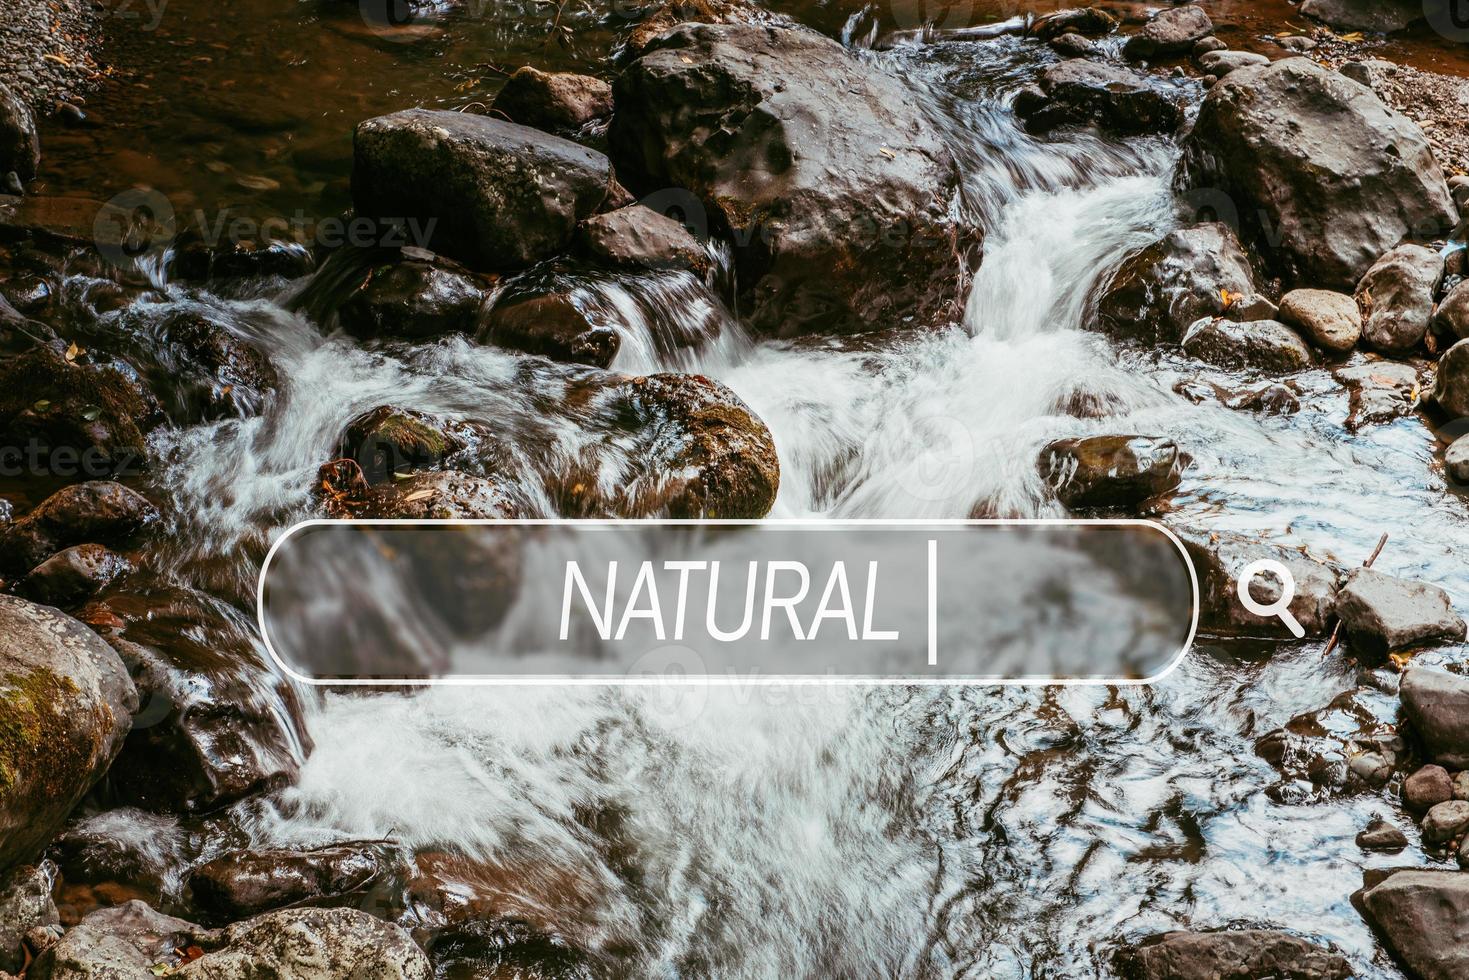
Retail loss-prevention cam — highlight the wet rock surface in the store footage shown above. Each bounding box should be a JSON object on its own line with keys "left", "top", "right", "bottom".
{"left": 490, "top": 66, "right": 612, "bottom": 132}
{"left": 1356, "top": 244, "right": 1442, "bottom": 354}
{"left": 1300, "top": 0, "right": 1422, "bottom": 33}
{"left": 14, "top": 543, "right": 132, "bottom": 608}
{"left": 1013, "top": 60, "right": 1183, "bottom": 137}
{"left": 1430, "top": 338, "right": 1469, "bottom": 418}
{"left": 189, "top": 844, "right": 396, "bottom": 923}
{"left": 1334, "top": 567, "right": 1465, "bottom": 658}
{"left": 1037, "top": 435, "right": 1182, "bottom": 510}
{"left": 577, "top": 205, "right": 708, "bottom": 274}
{"left": 610, "top": 22, "right": 970, "bottom": 337}
{"left": 1181, "top": 317, "right": 1314, "bottom": 372}
{"left": 1334, "top": 361, "right": 1421, "bottom": 430}
{"left": 1279, "top": 289, "right": 1361, "bottom": 354}
{"left": 319, "top": 463, "right": 525, "bottom": 521}
{"left": 338, "top": 256, "right": 488, "bottom": 340}
{"left": 0, "top": 596, "right": 136, "bottom": 870}
{"left": 482, "top": 291, "right": 621, "bottom": 368}
{"left": 1356, "top": 817, "right": 1408, "bottom": 852}
{"left": 1402, "top": 668, "right": 1469, "bottom": 769}
{"left": 352, "top": 109, "right": 614, "bottom": 270}
{"left": 1178, "top": 58, "right": 1455, "bottom": 291}
{"left": 1177, "top": 529, "right": 1342, "bottom": 639}
{"left": 1355, "top": 870, "right": 1469, "bottom": 980}
{"left": 0, "top": 481, "right": 156, "bottom": 577}
{"left": 1122, "top": 4, "right": 1214, "bottom": 61}
{"left": 0, "top": 84, "right": 39, "bottom": 185}
{"left": 337, "top": 405, "right": 476, "bottom": 484}
{"left": 0, "top": 862, "right": 57, "bottom": 973}
{"left": 1114, "top": 929, "right": 1352, "bottom": 980}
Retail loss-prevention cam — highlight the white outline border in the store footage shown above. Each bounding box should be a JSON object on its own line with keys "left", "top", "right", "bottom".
{"left": 256, "top": 518, "right": 1201, "bottom": 687}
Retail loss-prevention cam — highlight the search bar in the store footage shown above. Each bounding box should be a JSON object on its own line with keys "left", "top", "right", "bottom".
{"left": 258, "top": 520, "right": 1200, "bottom": 685}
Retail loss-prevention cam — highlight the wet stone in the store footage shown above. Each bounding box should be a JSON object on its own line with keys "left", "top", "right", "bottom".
{"left": 1038, "top": 435, "right": 1182, "bottom": 510}
{"left": 1405, "top": 764, "right": 1455, "bottom": 812}
{"left": 1422, "top": 799, "right": 1469, "bottom": 845}
{"left": 1356, "top": 816, "right": 1408, "bottom": 852}
{"left": 1333, "top": 361, "right": 1420, "bottom": 431}
{"left": 1334, "top": 567, "right": 1466, "bottom": 658}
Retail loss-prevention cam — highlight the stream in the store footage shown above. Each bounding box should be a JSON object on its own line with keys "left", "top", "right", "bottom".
{"left": 23, "top": 0, "right": 1469, "bottom": 976}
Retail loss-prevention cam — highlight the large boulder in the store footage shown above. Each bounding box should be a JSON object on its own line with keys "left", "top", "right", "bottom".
{"left": 609, "top": 23, "right": 970, "bottom": 337}
{"left": 30, "top": 901, "right": 431, "bottom": 980}
{"left": 1037, "top": 435, "right": 1181, "bottom": 510}
{"left": 1300, "top": 0, "right": 1422, "bottom": 33}
{"left": 1013, "top": 60, "right": 1183, "bottom": 137}
{"left": 0, "top": 596, "right": 137, "bottom": 870}
{"left": 1356, "top": 244, "right": 1442, "bottom": 354}
{"left": 0, "top": 481, "right": 157, "bottom": 576}
{"left": 1334, "top": 567, "right": 1466, "bottom": 658}
{"left": 1175, "top": 529, "right": 1341, "bottom": 639}
{"left": 1114, "top": 929, "right": 1351, "bottom": 980}
{"left": 1122, "top": 4, "right": 1214, "bottom": 61}
{"left": 1355, "top": 870, "right": 1469, "bottom": 980}
{"left": 0, "top": 84, "right": 38, "bottom": 184}
{"left": 490, "top": 66, "right": 612, "bottom": 132}
{"left": 481, "top": 291, "right": 621, "bottom": 368}
{"left": 1177, "top": 59, "right": 1455, "bottom": 291}
{"left": 337, "top": 255, "right": 488, "bottom": 340}
{"left": 1181, "top": 317, "right": 1314, "bottom": 372}
{"left": 188, "top": 844, "right": 395, "bottom": 922}
{"left": 577, "top": 205, "right": 709, "bottom": 273}
{"left": 1278, "top": 289, "right": 1361, "bottom": 353}
{"left": 1401, "top": 668, "right": 1469, "bottom": 769}
{"left": 1430, "top": 338, "right": 1469, "bottom": 418}
{"left": 15, "top": 544, "right": 132, "bottom": 609}
{"left": 352, "top": 109, "right": 615, "bottom": 270}
{"left": 1093, "top": 223, "right": 1268, "bottom": 345}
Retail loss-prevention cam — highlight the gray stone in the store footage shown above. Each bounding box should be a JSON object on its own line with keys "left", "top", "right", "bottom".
{"left": 0, "top": 863, "right": 57, "bottom": 973}
{"left": 1356, "top": 244, "right": 1443, "bottom": 353}
{"left": 1175, "top": 529, "right": 1341, "bottom": 639}
{"left": 1279, "top": 289, "right": 1361, "bottom": 352}
{"left": 1402, "top": 668, "right": 1469, "bottom": 769}
{"left": 1013, "top": 60, "right": 1183, "bottom": 137}
{"left": 1123, "top": 4, "right": 1214, "bottom": 61}
{"left": 1356, "top": 870, "right": 1469, "bottom": 980}
{"left": 1333, "top": 361, "right": 1420, "bottom": 430}
{"left": 1434, "top": 279, "right": 1469, "bottom": 342}
{"left": 0, "top": 84, "right": 38, "bottom": 184}
{"left": 490, "top": 66, "right": 611, "bottom": 132}
{"left": 1423, "top": 799, "right": 1469, "bottom": 845}
{"left": 1405, "top": 764, "right": 1455, "bottom": 811}
{"left": 1335, "top": 567, "right": 1466, "bottom": 657}
{"left": 1196, "top": 50, "right": 1269, "bottom": 76}
{"left": 1300, "top": 0, "right": 1422, "bottom": 33}
{"left": 1432, "top": 339, "right": 1469, "bottom": 418}
{"left": 1181, "top": 317, "right": 1314, "bottom": 372}
{"left": 1356, "top": 817, "right": 1408, "bottom": 852}
{"left": 352, "top": 109, "right": 614, "bottom": 270}
{"left": 577, "top": 205, "right": 709, "bottom": 273}
{"left": 1178, "top": 59, "right": 1455, "bottom": 291}
{"left": 1114, "top": 929, "right": 1351, "bottom": 980}
{"left": 1447, "top": 434, "right": 1469, "bottom": 485}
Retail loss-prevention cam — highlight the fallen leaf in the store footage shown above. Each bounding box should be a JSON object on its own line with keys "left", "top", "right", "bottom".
{"left": 43, "top": 52, "right": 71, "bottom": 66}
{"left": 65, "top": 340, "right": 83, "bottom": 362}
{"left": 402, "top": 489, "right": 435, "bottom": 503}
{"left": 878, "top": 147, "right": 896, "bottom": 159}
{"left": 32, "top": 399, "right": 50, "bottom": 413}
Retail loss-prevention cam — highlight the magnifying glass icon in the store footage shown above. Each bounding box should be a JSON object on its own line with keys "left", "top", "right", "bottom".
{"left": 1237, "top": 559, "right": 1305, "bottom": 639}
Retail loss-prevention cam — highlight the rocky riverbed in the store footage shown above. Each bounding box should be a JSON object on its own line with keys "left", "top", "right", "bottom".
{"left": 1, "top": 0, "right": 1468, "bottom": 977}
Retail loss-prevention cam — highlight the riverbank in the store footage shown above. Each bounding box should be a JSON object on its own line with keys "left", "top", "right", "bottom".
{"left": 1, "top": 0, "right": 105, "bottom": 111}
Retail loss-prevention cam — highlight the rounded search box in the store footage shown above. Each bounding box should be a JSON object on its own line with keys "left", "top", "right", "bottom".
{"left": 1236, "top": 559, "right": 1305, "bottom": 639}
{"left": 257, "top": 520, "right": 1200, "bottom": 686}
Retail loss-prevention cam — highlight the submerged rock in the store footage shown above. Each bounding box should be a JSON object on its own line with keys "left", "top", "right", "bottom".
{"left": 577, "top": 205, "right": 708, "bottom": 274}
{"left": 490, "top": 66, "right": 612, "bottom": 132}
{"left": 1401, "top": 668, "right": 1469, "bottom": 769}
{"left": 1356, "top": 244, "right": 1442, "bottom": 354}
{"left": 0, "top": 481, "right": 157, "bottom": 576}
{"left": 1122, "top": 4, "right": 1214, "bottom": 61}
{"left": 132, "top": 311, "right": 279, "bottom": 422}
{"left": 1181, "top": 317, "right": 1313, "bottom": 372}
{"left": 1037, "top": 435, "right": 1182, "bottom": 510}
{"left": 1178, "top": 59, "right": 1454, "bottom": 291}
{"left": 1430, "top": 339, "right": 1469, "bottom": 419}
{"left": 1176, "top": 529, "right": 1340, "bottom": 638}
{"left": 1114, "top": 929, "right": 1351, "bottom": 980}
{"left": 610, "top": 23, "right": 971, "bottom": 336}
{"left": 189, "top": 844, "right": 395, "bottom": 923}
{"left": 0, "top": 84, "right": 38, "bottom": 184}
{"left": 31, "top": 901, "right": 431, "bottom": 980}
{"left": 1355, "top": 870, "right": 1469, "bottom": 980}
{"left": 1300, "top": 0, "right": 1422, "bottom": 33}
{"left": 1093, "top": 223, "right": 1267, "bottom": 345}
{"left": 338, "top": 255, "right": 488, "bottom": 340}
{"left": 0, "top": 596, "right": 137, "bottom": 870}
{"left": 352, "top": 109, "right": 614, "bottom": 270}
{"left": 1278, "top": 289, "right": 1361, "bottom": 353}
{"left": 318, "top": 463, "right": 524, "bottom": 521}
{"left": 1334, "top": 361, "right": 1421, "bottom": 430}
{"left": 1014, "top": 60, "right": 1183, "bottom": 136}
{"left": 482, "top": 291, "right": 621, "bottom": 368}
{"left": 1334, "top": 567, "right": 1466, "bottom": 658}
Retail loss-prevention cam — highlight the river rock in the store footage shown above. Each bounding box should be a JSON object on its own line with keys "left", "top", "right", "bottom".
{"left": 1029, "top": 7, "right": 1117, "bottom": 40}
{"left": 1356, "top": 244, "right": 1442, "bottom": 354}
{"left": 481, "top": 291, "right": 621, "bottom": 368}
{"left": 1175, "top": 529, "right": 1340, "bottom": 638}
{"left": 1048, "top": 33, "right": 1094, "bottom": 57}
{"left": 1402, "top": 668, "right": 1469, "bottom": 769}
{"left": 1300, "top": 0, "right": 1422, "bottom": 32}
{"left": 1094, "top": 223, "right": 1266, "bottom": 345}
{"left": 1356, "top": 816, "right": 1408, "bottom": 852}
{"left": 100, "top": 583, "right": 308, "bottom": 814}
{"left": 490, "top": 66, "right": 612, "bottom": 132}
{"left": 338, "top": 255, "right": 488, "bottom": 340}
{"left": 1334, "top": 361, "right": 1420, "bottom": 430}
{"left": 1278, "top": 289, "right": 1361, "bottom": 353}
{"left": 610, "top": 23, "right": 970, "bottom": 336}
{"left": 0, "top": 596, "right": 136, "bottom": 870}
{"left": 0, "top": 345, "right": 159, "bottom": 474}
{"left": 137, "top": 311, "right": 279, "bottom": 422}
{"left": 1423, "top": 799, "right": 1469, "bottom": 845}
{"left": 1123, "top": 4, "right": 1214, "bottom": 61}
{"left": 577, "top": 205, "right": 708, "bottom": 274}
{"left": 1356, "top": 869, "right": 1469, "bottom": 979}
{"left": 1014, "top": 60, "right": 1183, "bottom": 137}
{"left": 337, "top": 406, "right": 473, "bottom": 484}
{"left": 0, "top": 863, "right": 57, "bottom": 973}
{"left": 1456, "top": 771, "right": 1469, "bottom": 801}
{"left": 170, "top": 234, "right": 313, "bottom": 283}
{"left": 352, "top": 109, "right": 614, "bottom": 270}
{"left": 14, "top": 544, "right": 132, "bottom": 608}
{"left": 1334, "top": 567, "right": 1466, "bottom": 657}
{"left": 1431, "top": 339, "right": 1469, "bottom": 418}
{"left": 1434, "top": 280, "right": 1469, "bottom": 342}
{"left": 1448, "top": 434, "right": 1469, "bottom": 485}
{"left": 1181, "top": 317, "right": 1314, "bottom": 372}
{"left": 318, "top": 463, "right": 525, "bottom": 520}
{"left": 1037, "top": 435, "right": 1182, "bottom": 509}
{"left": 1113, "top": 929, "right": 1351, "bottom": 980}
{"left": 1196, "top": 50, "right": 1269, "bottom": 76}
{"left": 189, "top": 844, "right": 395, "bottom": 922}
{"left": 0, "top": 85, "right": 38, "bottom": 184}
{"left": 0, "top": 482, "right": 157, "bottom": 576}
{"left": 1178, "top": 59, "right": 1455, "bottom": 291}
{"left": 30, "top": 901, "right": 431, "bottom": 980}
{"left": 1406, "top": 764, "right": 1455, "bottom": 812}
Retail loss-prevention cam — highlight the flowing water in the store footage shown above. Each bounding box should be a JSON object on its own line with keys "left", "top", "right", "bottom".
{"left": 29, "top": 0, "right": 1469, "bottom": 976}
